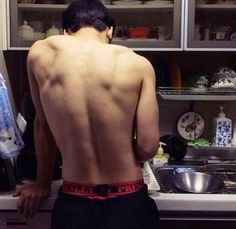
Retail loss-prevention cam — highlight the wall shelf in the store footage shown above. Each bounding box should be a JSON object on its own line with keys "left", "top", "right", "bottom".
{"left": 17, "top": 3, "right": 174, "bottom": 11}
{"left": 157, "top": 87, "right": 236, "bottom": 101}
{"left": 196, "top": 3, "right": 236, "bottom": 11}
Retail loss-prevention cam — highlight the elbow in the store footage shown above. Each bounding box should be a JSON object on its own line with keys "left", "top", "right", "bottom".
{"left": 135, "top": 141, "right": 159, "bottom": 162}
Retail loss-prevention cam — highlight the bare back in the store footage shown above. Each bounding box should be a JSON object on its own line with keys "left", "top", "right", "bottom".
{"left": 27, "top": 34, "right": 158, "bottom": 184}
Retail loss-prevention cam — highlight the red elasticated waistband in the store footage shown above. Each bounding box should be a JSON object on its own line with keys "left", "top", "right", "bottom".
{"left": 61, "top": 179, "right": 145, "bottom": 199}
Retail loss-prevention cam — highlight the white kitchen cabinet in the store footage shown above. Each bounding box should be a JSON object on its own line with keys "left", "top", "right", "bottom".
{"left": 6, "top": 0, "right": 184, "bottom": 50}
{"left": 185, "top": 0, "right": 236, "bottom": 51}
{"left": 5, "top": 0, "right": 236, "bottom": 50}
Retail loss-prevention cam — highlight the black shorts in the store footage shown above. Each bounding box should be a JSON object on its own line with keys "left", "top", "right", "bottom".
{"left": 51, "top": 185, "right": 159, "bottom": 229}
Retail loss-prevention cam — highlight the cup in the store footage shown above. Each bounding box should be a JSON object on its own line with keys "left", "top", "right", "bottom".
{"left": 153, "top": 26, "right": 171, "bottom": 40}
{"left": 203, "top": 28, "right": 210, "bottom": 41}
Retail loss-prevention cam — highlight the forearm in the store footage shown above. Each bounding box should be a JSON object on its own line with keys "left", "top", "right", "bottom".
{"left": 34, "top": 115, "right": 57, "bottom": 189}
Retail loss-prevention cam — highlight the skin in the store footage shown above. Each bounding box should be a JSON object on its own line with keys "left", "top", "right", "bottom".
{"left": 13, "top": 26, "right": 159, "bottom": 218}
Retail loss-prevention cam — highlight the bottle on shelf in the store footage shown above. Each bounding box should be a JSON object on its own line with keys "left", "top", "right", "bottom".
{"left": 212, "top": 106, "right": 232, "bottom": 147}
{"left": 231, "top": 117, "right": 236, "bottom": 147}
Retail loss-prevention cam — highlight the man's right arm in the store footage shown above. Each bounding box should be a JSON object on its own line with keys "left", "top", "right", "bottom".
{"left": 134, "top": 56, "right": 159, "bottom": 161}
{"left": 13, "top": 42, "right": 57, "bottom": 218}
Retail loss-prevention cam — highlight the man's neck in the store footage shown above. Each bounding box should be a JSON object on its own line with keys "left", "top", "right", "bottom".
{"left": 69, "top": 27, "right": 108, "bottom": 43}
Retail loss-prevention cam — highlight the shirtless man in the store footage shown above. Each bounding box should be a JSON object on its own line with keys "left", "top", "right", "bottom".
{"left": 14, "top": 0, "right": 159, "bottom": 228}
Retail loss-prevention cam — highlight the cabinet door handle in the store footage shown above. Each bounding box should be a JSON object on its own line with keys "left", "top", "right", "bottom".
{"left": 7, "top": 221, "right": 27, "bottom": 225}
{"left": 6, "top": 218, "right": 27, "bottom": 226}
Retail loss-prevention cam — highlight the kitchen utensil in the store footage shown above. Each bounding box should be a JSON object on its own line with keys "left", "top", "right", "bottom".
{"left": 173, "top": 172, "right": 225, "bottom": 193}
{"left": 160, "top": 135, "right": 187, "bottom": 161}
{"left": 177, "top": 111, "right": 205, "bottom": 140}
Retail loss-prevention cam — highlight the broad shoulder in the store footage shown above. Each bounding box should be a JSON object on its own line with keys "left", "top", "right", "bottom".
{"left": 112, "top": 45, "right": 154, "bottom": 76}
{"left": 27, "top": 35, "right": 65, "bottom": 67}
{"left": 28, "top": 35, "right": 61, "bottom": 56}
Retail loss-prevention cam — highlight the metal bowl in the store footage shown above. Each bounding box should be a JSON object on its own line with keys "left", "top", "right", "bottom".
{"left": 173, "top": 172, "right": 225, "bottom": 194}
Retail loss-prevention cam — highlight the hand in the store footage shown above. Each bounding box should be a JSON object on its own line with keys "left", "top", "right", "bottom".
{"left": 13, "top": 183, "right": 51, "bottom": 218}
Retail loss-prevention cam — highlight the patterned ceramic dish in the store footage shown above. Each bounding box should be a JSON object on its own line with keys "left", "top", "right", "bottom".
{"left": 177, "top": 111, "right": 205, "bottom": 140}
{"left": 210, "top": 67, "right": 236, "bottom": 89}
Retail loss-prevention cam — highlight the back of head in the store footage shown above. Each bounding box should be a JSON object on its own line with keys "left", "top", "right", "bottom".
{"left": 62, "top": 0, "right": 114, "bottom": 33}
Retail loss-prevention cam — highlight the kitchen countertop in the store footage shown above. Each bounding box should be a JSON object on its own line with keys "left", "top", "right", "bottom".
{"left": 1, "top": 180, "right": 236, "bottom": 220}
{"left": 0, "top": 180, "right": 62, "bottom": 211}
{"left": 151, "top": 192, "right": 236, "bottom": 220}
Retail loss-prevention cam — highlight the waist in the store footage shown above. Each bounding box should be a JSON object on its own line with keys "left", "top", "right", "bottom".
{"left": 61, "top": 179, "right": 145, "bottom": 199}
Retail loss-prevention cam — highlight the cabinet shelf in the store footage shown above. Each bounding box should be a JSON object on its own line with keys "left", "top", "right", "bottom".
{"left": 17, "top": 3, "right": 174, "bottom": 11}
{"left": 189, "top": 145, "right": 236, "bottom": 151}
{"left": 112, "top": 38, "right": 174, "bottom": 48}
{"left": 157, "top": 87, "right": 236, "bottom": 100}
{"left": 17, "top": 3, "right": 66, "bottom": 11}
{"left": 188, "top": 41, "right": 236, "bottom": 49}
{"left": 196, "top": 3, "right": 236, "bottom": 11}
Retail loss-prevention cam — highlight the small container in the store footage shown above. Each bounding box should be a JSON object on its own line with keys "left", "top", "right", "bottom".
{"left": 212, "top": 106, "right": 232, "bottom": 147}
{"left": 152, "top": 142, "right": 168, "bottom": 169}
{"left": 46, "top": 25, "right": 60, "bottom": 37}
{"left": 128, "top": 27, "right": 150, "bottom": 38}
{"left": 18, "top": 20, "right": 34, "bottom": 40}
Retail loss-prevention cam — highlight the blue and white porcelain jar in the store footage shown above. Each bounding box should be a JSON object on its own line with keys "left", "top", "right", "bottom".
{"left": 212, "top": 106, "right": 232, "bottom": 147}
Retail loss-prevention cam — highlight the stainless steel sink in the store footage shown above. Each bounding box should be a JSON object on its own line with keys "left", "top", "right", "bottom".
{"left": 154, "top": 164, "right": 236, "bottom": 194}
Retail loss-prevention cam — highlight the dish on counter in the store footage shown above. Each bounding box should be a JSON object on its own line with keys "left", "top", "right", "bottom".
{"left": 177, "top": 111, "right": 205, "bottom": 140}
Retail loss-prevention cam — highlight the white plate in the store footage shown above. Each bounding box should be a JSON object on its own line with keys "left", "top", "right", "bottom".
{"left": 177, "top": 111, "right": 205, "bottom": 140}
{"left": 112, "top": 0, "right": 143, "bottom": 5}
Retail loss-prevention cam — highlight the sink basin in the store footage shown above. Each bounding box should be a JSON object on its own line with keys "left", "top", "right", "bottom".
{"left": 154, "top": 164, "right": 236, "bottom": 194}
{"left": 173, "top": 172, "right": 225, "bottom": 193}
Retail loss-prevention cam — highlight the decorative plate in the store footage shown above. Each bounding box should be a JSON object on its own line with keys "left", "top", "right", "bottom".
{"left": 177, "top": 111, "right": 205, "bottom": 140}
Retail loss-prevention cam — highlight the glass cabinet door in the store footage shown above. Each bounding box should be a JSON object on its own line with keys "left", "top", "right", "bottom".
{"left": 185, "top": 0, "right": 236, "bottom": 50}
{"left": 110, "top": 0, "right": 183, "bottom": 50}
{"left": 7, "top": 0, "right": 183, "bottom": 50}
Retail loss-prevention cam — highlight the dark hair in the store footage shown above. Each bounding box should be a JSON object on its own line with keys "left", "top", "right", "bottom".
{"left": 62, "top": 0, "right": 114, "bottom": 33}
